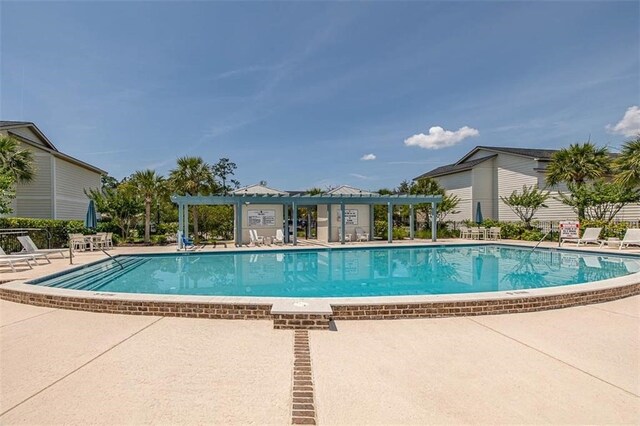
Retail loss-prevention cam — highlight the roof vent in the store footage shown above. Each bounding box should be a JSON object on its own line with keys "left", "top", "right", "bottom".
{"left": 259, "top": 180, "right": 267, "bottom": 186}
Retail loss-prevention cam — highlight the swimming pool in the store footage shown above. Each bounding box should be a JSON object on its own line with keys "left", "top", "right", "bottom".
{"left": 28, "top": 245, "right": 640, "bottom": 298}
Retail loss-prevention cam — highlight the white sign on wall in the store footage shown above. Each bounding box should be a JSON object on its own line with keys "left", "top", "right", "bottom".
{"left": 559, "top": 221, "right": 580, "bottom": 239}
{"left": 337, "top": 209, "right": 358, "bottom": 225}
{"left": 247, "top": 209, "right": 276, "bottom": 227}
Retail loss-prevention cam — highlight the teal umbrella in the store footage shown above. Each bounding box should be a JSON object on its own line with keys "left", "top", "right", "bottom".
{"left": 85, "top": 200, "right": 97, "bottom": 229}
{"left": 475, "top": 202, "right": 483, "bottom": 224}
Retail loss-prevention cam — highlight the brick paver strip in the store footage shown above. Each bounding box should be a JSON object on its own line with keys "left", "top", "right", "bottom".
{"left": 290, "top": 330, "right": 317, "bottom": 425}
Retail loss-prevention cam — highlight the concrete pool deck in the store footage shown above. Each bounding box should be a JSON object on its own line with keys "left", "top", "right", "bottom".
{"left": 1, "top": 296, "right": 638, "bottom": 424}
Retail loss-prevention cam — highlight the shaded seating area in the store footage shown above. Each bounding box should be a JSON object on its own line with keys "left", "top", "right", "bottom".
{"left": 171, "top": 192, "right": 443, "bottom": 247}
{"left": 459, "top": 226, "right": 501, "bottom": 240}
{"left": 68, "top": 232, "right": 114, "bottom": 252}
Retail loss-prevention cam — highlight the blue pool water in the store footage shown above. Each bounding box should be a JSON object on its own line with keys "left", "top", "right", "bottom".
{"left": 29, "top": 245, "right": 640, "bottom": 298}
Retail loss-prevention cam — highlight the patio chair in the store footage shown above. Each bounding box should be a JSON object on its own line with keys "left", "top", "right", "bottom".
{"left": 249, "top": 229, "right": 264, "bottom": 246}
{"left": 560, "top": 227, "right": 601, "bottom": 247}
{"left": 273, "top": 229, "right": 285, "bottom": 245}
{"left": 469, "top": 227, "right": 481, "bottom": 240}
{"left": 0, "top": 246, "right": 51, "bottom": 265}
{"left": 618, "top": 228, "right": 640, "bottom": 250}
{"left": 488, "top": 227, "right": 502, "bottom": 240}
{"left": 69, "top": 233, "right": 88, "bottom": 252}
{"left": 105, "top": 232, "right": 114, "bottom": 249}
{"left": 338, "top": 228, "right": 351, "bottom": 242}
{"left": 355, "top": 227, "right": 369, "bottom": 242}
{"left": 459, "top": 226, "right": 471, "bottom": 239}
{"left": 17, "top": 236, "right": 67, "bottom": 259}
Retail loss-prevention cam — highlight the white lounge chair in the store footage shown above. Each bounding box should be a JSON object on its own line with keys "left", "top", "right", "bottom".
{"left": 618, "top": 228, "right": 640, "bottom": 250}
{"left": 17, "top": 236, "right": 67, "bottom": 258}
{"left": 0, "top": 255, "right": 33, "bottom": 272}
{"left": 355, "top": 227, "right": 369, "bottom": 242}
{"left": 249, "top": 229, "right": 264, "bottom": 246}
{"left": 560, "top": 227, "right": 601, "bottom": 247}
{"left": 273, "top": 229, "right": 285, "bottom": 245}
{"left": 0, "top": 246, "right": 50, "bottom": 265}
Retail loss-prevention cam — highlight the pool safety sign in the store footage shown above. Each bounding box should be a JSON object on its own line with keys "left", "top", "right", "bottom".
{"left": 247, "top": 209, "right": 276, "bottom": 227}
{"left": 559, "top": 221, "right": 580, "bottom": 239}
{"left": 337, "top": 209, "right": 358, "bottom": 225}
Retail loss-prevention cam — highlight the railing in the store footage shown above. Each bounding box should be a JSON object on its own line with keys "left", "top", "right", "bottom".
{"left": 0, "top": 228, "right": 52, "bottom": 254}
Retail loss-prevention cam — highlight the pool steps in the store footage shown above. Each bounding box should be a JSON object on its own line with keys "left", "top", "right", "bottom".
{"left": 42, "top": 257, "right": 150, "bottom": 291}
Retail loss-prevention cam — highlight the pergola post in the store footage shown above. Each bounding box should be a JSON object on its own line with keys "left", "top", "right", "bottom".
{"left": 369, "top": 204, "right": 374, "bottom": 241}
{"left": 178, "top": 204, "right": 184, "bottom": 250}
{"left": 431, "top": 201, "right": 437, "bottom": 242}
{"left": 387, "top": 202, "right": 393, "bottom": 243}
{"left": 284, "top": 204, "right": 289, "bottom": 244}
{"left": 292, "top": 202, "right": 298, "bottom": 246}
{"left": 306, "top": 209, "right": 312, "bottom": 239}
{"left": 340, "top": 202, "right": 346, "bottom": 244}
{"left": 184, "top": 204, "right": 189, "bottom": 237}
{"left": 327, "top": 204, "right": 332, "bottom": 242}
{"left": 236, "top": 202, "right": 243, "bottom": 247}
{"left": 409, "top": 204, "right": 414, "bottom": 240}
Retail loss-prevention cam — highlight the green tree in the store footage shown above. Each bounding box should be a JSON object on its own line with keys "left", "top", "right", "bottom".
{"left": 131, "top": 170, "right": 165, "bottom": 243}
{"left": 557, "top": 180, "right": 640, "bottom": 223}
{"left": 211, "top": 158, "right": 238, "bottom": 195}
{"left": 500, "top": 185, "right": 550, "bottom": 229}
{"left": 409, "top": 178, "right": 460, "bottom": 224}
{"left": 101, "top": 175, "right": 119, "bottom": 190}
{"left": 86, "top": 182, "right": 143, "bottom": 238}
{"left": 615, "top": 137, "right": 640, "bottom": 188}
{"left": 169, "top": 156, "right": 216, "bottom": 242}
{"left": 0, "top": 171, "right": 16, "bottom": 215}
{"left": 545, "top": 142, "right": 612, "bottom": 220}
{"left": 0, "top": 135, "right": 35, "bottom": 183}
{"left": 306, "top": 187, "right": 324, "bottom": 195}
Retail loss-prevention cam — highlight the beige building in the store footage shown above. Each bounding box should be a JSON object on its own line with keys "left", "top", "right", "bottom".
{"left": 1, "top": 121, "right": 106, "bottom": 220}
{"left": 415, "top": 146, "right": 640, "bottom": 222}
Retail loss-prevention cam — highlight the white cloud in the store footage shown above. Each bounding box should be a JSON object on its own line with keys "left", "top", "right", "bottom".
{"left": 360, "top": 153, "right": 376, "bottom": 161}
{"left": 349, "top": 173, "right": 372, "bottom": 180}
{"left": 607, "top": 106, "right": 640, "bottom": 137}
{"left": 404, "top": 125, "right": 479, "bottom": 150}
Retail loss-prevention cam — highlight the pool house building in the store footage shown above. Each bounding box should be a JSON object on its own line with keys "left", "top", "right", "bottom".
{"left": 172, "top": 184, "right": 442, "bottom": 247}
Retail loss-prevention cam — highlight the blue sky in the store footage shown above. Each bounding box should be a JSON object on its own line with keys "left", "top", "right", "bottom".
{"left": 1, "top": 1, "right": 638, "bottom": 191}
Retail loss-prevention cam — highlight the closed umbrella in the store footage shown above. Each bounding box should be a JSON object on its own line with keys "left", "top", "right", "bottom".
{"left": 475, "top": 202, "right": 483, "bottom": 225}
{"left": 85, "top": 200, "right": 97, "bottom": 229}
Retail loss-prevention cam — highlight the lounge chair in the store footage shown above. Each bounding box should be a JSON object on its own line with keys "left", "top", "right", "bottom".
{"left": 17, "top": 236, "right": 67, "bottom": 258}
{"left": 249, "top": 229, "right": 264, "bottom": 246}
{"left": 0, "top": 246, "right": 50, "bottom": 265}
{"left": 355, "top": 227, "right": 369, "bottom": 242}
{"left": 273, "top": 229, "right": 285, "bottom": 245}
{"left": 618, "top": 228, "right": 640, "bottom": 250}
{"left": 560, "top": 227, "right": 601, "bottom": 247}
{"left": 181, "top": 233, "right": 196, "bottom": 250}
{"left": 0, "top": 255, "right": 33, "bottom": 272}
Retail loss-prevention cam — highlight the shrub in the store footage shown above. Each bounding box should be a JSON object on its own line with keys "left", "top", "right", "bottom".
{"left": 150, "top": 235, "right": 168, "bottom": 245}
{"left": 0, "top": 217, "right": 86, "bottom": 250}
{"left": 580, "top": 219, "right": 628, "bottom": 239}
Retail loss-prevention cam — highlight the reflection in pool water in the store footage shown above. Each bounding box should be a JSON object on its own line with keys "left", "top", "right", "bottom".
{"left": 32, "top": 245, "right": 640, "bottom": 298}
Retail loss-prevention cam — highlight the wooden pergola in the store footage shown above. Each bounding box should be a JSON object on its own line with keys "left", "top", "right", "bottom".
{"left": 171, "top": 193, "right": 443, "bottom": 247}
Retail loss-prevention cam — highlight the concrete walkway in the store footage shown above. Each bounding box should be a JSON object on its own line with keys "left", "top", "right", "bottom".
{"left": 1, "top": 296, "right": 638, "bottom": 424}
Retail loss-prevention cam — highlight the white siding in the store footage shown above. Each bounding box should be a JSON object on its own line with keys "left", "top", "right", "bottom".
{"left": 496, "top": 153, "right": 540, "bottom": 221}
{"left": 436, "top": 171, "right": 472, "bottom": 221}
{"left": 7, "top": 127, "right": 49, "bottom": 148}
{"left": 464, "top": 149, "right": 496, "bottom": 162}
{"left": 472, "top": 158, "right": 495, "bottom": 220}
{"left": 54, "top": 157, "right": 102, "bottom": 220}
{"left": 14, "top": 144, "right": 53, "bottom": 218}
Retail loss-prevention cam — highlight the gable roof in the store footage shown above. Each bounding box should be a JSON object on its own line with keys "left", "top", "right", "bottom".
{"left": 0, "top": 121, "right": 106, "bottom": 174}
{"left": 327, "top": 185, "right": 376, "bottom": 195}
{"left": 232, "top": 183, "right": 288, "bottom": 195}
{"left": 414, "top": 154, "right": 497, "bottom": 180}
{"left": 456, "top": 146, "right": 558, "bottom": 164}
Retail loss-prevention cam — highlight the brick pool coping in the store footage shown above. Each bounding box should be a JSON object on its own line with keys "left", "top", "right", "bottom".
{"left": 1, "top": 269, "right": 639, "bottom": 329}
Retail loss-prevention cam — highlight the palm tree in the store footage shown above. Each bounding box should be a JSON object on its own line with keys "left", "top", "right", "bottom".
{"left": 0, "top": 135, "right": 35, "bottom": 183}
{"left": 169, "top": 157, "right": 215, "bottom": 242}
{"left": 615, "top": 137, "right": 640, "bottom": 188}
{"left": 546, "top": 142, "right": 612, "bottom": 220}
{"left": 131, "top": 170, "right": 165, "bottom": 243}
{"left": 546, "top": 142, "right": 611, "bottom": 187}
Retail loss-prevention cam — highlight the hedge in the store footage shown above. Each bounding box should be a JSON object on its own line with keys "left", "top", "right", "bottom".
{"left": 0, "top": 217, "right": 86, "bottom": 251}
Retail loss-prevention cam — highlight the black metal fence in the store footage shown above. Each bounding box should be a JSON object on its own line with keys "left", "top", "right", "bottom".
{"left": 0, "top": 228, "right": 53, "bottom": 254}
